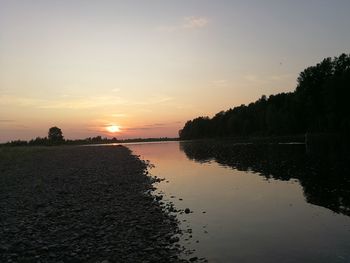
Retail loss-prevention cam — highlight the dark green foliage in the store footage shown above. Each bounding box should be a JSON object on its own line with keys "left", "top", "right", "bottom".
{"left": 179, "top": 54, "right": 350, "bottom": 139}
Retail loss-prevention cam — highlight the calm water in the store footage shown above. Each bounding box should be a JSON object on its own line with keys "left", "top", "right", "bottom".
{"left": 126, "top": 141, "right": 350, "bottom": 263}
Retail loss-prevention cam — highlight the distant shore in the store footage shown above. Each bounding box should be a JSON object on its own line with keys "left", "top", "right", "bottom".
{"left": 0, "top": 146, "right": 187, "bottom": 262}
{"left": 0, "top": 137, "right": 179, "bottom": 147}
{"left": 3, "top": 132, "right": 349, "bottom": 148}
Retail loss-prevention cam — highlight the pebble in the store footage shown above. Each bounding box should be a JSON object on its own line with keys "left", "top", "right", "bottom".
{"left": 0, "top": 146, "right": 201, "bottom": 263}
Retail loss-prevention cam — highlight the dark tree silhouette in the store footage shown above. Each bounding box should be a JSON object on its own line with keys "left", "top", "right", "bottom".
{"left": 48, "top": 127, "right": 64, "bottom": 143}
{"left": 179, "top": 54, "right": 350, "bottom": 140}
{"left": 179, "top": 139, "right": 350, "bottom": 216}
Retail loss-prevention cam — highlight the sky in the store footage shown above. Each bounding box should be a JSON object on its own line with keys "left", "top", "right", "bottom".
{"left": 1, "top": 0, "right": 350, "bottom": 142}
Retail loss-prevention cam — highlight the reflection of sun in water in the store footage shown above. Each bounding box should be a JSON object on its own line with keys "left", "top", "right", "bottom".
{"left": 106, "top": 125, "right": 120, "bottom": 133}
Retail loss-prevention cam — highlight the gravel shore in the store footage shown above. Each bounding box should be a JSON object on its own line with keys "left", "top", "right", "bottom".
{"left": 0, "top": 146, "right": 186, "bottom": 262}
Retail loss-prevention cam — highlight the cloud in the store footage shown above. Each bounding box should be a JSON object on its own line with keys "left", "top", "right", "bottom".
{"left": 0, "top": 119, "right": 15, "bottom": 122}
{"left": 242, "top": 73, "right": 293, "bottom": 85}
{"left": 134, "top": 95, "right": 172, "bottom": 105}
{"left": 268, "top": 74, "right": 293, "bottom": 81}
{"left": 0, "top": 96, "right": 41, "bottom": 107}
{"left": 125, "top": 121, "right": 182, "bottom": 131}
{"left": 110, "top": 113, "right": 128, "bottom": 118}
{"left": 212, "top": 79, "right": 229, "bottom": 88}
{"left": 0, "top": 94, "right": 173, "bottom": 110}
{"left": 144, "top": 123, "right": 167, "bottom": 127}
{"left": 157, "top": 16, "right": 209, "bottom": 32}
{"left": 40, "top": 96, "right": 128, "bottom": 109}
{"left": 183, "top": 16, "right": 209, "bottom": 29}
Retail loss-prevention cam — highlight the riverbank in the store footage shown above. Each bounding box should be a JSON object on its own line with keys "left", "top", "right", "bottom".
{"left": 181, "top": 132, "right": 350, "bottom": 146}
{"left": 0, "top": 146, "right": 187, "bottom": 262}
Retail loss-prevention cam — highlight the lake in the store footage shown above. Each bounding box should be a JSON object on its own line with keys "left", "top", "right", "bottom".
{"left": 126, "top": 140, "right": 350, "bottom": 263}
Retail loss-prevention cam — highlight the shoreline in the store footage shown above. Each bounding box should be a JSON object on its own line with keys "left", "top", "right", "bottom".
{"left": 0, "top": 145, "right": 188, "bottom": 262}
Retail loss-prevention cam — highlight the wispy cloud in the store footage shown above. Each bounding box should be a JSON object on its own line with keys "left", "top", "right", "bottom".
{"left": 125, "top": 121, "right": 182, "bottom": 131}
{"left": 0, "top": 96, "right": 41, "bottom": 107}
{"left": 39, "top": 96, "right": 127, "bottom": 109}
{"left": 183, "top": 16, "right": 209, "bottom": 29}
{"left": 242, "top": 73, "right": 293, "bottom": 85}
{"left": 268, "top": 74, "right": 293, "bottom": 81}
{"left": 212, "top": 79, "right": 229, "bottom": 88}
{"left": 157, "top": 16, "right": 209, "bottom": 32}
{"left": 135, "top": 95, "right": 172, "bottom": 105}
{"left": 243, "top": 74, "right": 261, "bottom": 84}
{"left": 0, "top": 119, "right": 15, "bottom": 122}
{"left": 0, "top": 94, "right": 173, "bottom": 110}
{"left": 110, "top": 113, "right": 128, "bottom": 118}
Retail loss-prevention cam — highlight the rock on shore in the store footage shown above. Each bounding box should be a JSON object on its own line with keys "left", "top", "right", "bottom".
{"left": 0, "top": 146, "right": 187, "bottom": 262}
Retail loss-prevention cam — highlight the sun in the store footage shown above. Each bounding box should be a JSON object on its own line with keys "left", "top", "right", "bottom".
{"left": 106, "top": 125, "right": 121, "bottom": 133}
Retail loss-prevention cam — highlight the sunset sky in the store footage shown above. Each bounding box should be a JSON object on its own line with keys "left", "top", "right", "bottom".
{"left": 1, "top": 0, "right": 350, "bottom": 142}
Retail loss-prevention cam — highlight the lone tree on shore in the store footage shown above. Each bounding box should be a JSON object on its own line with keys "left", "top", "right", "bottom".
{"left": 48, "top": 126, "right": 64, "bottom": 143}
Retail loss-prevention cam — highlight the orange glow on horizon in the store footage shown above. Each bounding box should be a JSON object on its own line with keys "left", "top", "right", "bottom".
{"left": 106, "top": 125, "right": 121, "bottom": 133}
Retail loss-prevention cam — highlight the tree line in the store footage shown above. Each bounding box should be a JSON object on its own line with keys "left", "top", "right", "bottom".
{"left": 179, "top": 54, "right": 350, "bottom": 140}
{"left": 2, "top": 126, "right": 178, "bottom": 146}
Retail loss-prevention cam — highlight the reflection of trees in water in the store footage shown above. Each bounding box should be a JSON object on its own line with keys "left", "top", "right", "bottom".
{"left": 179, "top": 140, "right": 350, "bottom": 217}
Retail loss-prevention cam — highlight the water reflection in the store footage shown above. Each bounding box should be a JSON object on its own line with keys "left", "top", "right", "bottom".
{"left": 128, "top": 141, "right": 350, "bottom": 262}
{"left": 179, "top": 140, "right": 350, "bottom": 217}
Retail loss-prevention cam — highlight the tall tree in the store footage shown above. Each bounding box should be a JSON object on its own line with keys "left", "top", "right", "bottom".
{"left": 48, "top": 127, "right": 64, "bottom": 143}
{"left": 179, "top": 54, "right": 350, "bottom": 140}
